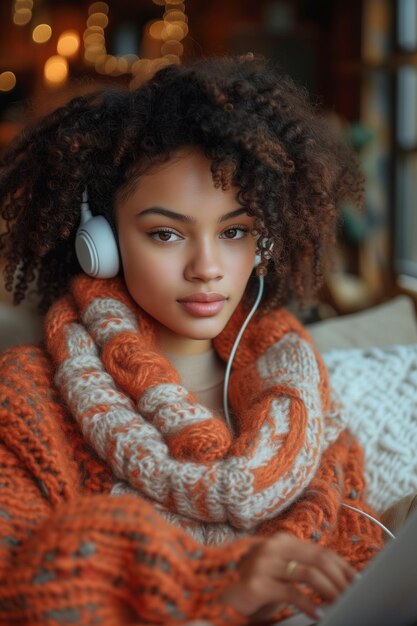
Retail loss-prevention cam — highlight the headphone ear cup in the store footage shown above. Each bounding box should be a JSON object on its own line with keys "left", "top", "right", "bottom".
{"left": 75, "top": 215, "right": 120, "bottom": 278}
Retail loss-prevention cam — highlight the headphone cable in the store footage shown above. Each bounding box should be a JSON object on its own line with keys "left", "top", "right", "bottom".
{"left": 222, "top": 275, "right": 264, "bottom": 432}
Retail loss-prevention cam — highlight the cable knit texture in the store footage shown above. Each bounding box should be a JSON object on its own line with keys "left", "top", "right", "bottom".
{"left": 0, "top": 274, "right": 383, "bottom": 626}
{"left": 323, "top": 344, "right": 417, "bottom": 513}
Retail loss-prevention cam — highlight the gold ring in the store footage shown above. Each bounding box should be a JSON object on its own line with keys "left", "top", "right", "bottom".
{"left": 285, "top": 559, "right": 298, "bottom": 579}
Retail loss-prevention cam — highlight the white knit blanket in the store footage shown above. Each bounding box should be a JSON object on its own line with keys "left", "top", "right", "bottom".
{"left": 323, "top": 343, "right": 417, "bottom": 514}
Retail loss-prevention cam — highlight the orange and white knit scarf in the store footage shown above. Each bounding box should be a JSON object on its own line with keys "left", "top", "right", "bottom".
{"left": 45, "top": 275, "right": 346, "bottom": 545}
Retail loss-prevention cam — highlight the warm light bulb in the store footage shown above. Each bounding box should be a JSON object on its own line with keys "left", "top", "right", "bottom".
{"left": 84, "top": 47, "right": 105, "bottom": 64}
{"left": 162, "top": 22, "right": 186, "bottom": 41}
{"left": 84, "top": 25, "right": 104, "bottom": 36}
{"left": 15, "top": 0, "right": 33, "bottom": 8}
{"left": 57, "top": 30, "right": 80, "bottom": 56}
{"left": 104, "top": 55, "right": 117, "bottom": 74}
{"left": 44, "top": 55, "right": 68, "bottom": 86}
{"left": 131, "top": 58, "right": 152, "bottom": 76}
{"left": 164, "top": 10, "right": 187, "bottom": 23}
{"left": 94, "top": 55, "right": 108, "bottom": 74}
{"left": 117, "top": 57, "right": 129, "bottom": 73}
{"left": 88, "top": 2, "right": 109, "bottom": 15}
{"left": 162, "top": 54, "right": 180, "bottom": 65}
{"left": 87, "top": 13, "right": 109, "bottom": 29}
{"left": 161, "top": 40, "right": 184, "bottom": 56}
{"left": 84, "top": 32, "right": 104, "bottom": 45}
{"left": 13, "top": 8, "right": 32, "bottom": 25}
{"left": 32, "top": 24, "right": 52, "bottom": 43}
{"left": 149, "top": 20, "right": 165, "bottom": 40}
{"left": 0, "top": 71, "right": 17, "bottom": 92}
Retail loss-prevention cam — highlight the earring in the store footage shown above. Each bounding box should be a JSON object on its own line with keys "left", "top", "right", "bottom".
{"left": 256, "top": 263, "right": 268, "bottom": 276}
{"left": 255, "top": 239, "right": 274, "bottom": 276}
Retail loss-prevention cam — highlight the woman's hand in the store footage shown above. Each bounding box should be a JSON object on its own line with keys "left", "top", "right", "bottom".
{"left": 221, "top": 533, "right": 357, "bottom": 622}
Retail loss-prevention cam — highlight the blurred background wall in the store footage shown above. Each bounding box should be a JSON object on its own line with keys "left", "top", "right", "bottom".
{"left": 0, "top": 0, "right": 416, "bottom": 319}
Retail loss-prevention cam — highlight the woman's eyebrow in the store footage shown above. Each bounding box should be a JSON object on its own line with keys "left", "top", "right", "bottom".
{"left": 135, "top": 206, "right": 248, "bottom": 223}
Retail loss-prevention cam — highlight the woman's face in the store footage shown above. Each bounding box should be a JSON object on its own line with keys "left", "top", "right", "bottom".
{"left": 115, "top": 147, "right": 257, "bottom": 356}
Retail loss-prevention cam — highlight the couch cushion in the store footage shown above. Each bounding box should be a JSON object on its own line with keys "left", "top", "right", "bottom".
{"left": 307, "top": 296, "right": 417, "bottom": 352}
{"left": 0, "top": 303, "right": 43, "bottom": 351}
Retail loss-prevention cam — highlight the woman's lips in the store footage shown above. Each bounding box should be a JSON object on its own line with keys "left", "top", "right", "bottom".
{"left": 177, "top": 293, "right": 226, "bottom": 317}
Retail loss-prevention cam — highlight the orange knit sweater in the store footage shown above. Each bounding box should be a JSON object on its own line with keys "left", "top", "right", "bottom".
{"left": 0, "top": 275, "right": 383, "bottom": 626}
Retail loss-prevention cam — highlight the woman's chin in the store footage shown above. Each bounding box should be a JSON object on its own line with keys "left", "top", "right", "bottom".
{"left": 154, "top": 318, "right": 229, "bottom": 355}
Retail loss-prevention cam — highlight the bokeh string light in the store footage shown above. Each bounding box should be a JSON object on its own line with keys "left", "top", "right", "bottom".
{"left": 10, "top": 0, "right": 58, "bottom": 89}
{"left": 83, "top": 0, "right": 187, "bottom": 87}
{"left": 57, "top": 31, "right": 80, "bottom": 57}
{"left": 7, "top": 0, "right": 35, "bottom": 90}
{"left": 43, "top": 55, "right": 68, "bottom": 87}
{"left": 32, "top": 23, "right": 52, "bottom": 44}
{"left": 0, "top": 71, "right": 17, "bottom": 92}
{"left": 7, "top": 1, "right": 188, "bottom": 92}
{"left": 12, "top": 0, "right": 33, "bottom": 26}
{"left": 130, "top": 0, "right": 187, "bottom": 87}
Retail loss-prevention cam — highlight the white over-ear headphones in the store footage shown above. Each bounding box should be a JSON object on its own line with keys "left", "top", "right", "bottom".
{"left": 75, "top": 188, "right": 264, "bottom": 278}
{"left": 75, "top": 189, "right": 120, "bottom": 278}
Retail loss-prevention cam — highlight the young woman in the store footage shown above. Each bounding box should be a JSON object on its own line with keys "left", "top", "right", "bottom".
{"left": 0, "top": 55, "right": 383, "bottom": 626}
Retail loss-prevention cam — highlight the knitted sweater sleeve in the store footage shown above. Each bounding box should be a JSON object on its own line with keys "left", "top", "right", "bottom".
{"left": 0, "top": 346, "right": 252, "bottom": 626}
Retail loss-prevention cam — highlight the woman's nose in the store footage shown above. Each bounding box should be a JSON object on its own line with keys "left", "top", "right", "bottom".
{"left": 184, "top": 241, "right": 223, "bottom": 282}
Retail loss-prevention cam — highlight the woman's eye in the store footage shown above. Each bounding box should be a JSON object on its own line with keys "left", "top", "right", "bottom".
{"left": 220, "top": 227, "right": 248, "bottom": 240}
{"left": 149, "top": 230, "right": 181, "bottom": 242}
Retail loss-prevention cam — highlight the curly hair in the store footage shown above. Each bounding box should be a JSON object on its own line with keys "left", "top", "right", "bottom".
{"left": 0, "top": 54, "right": 363, "bottom": 314}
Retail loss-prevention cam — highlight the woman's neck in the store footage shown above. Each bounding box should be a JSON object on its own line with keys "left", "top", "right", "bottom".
{"left": 164, "top": 348, "right": 226, "bottom": 413}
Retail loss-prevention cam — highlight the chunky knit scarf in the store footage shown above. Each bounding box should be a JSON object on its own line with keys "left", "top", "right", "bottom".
{"left": 45, "top": 275, "right": 382, "bottom": 562}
